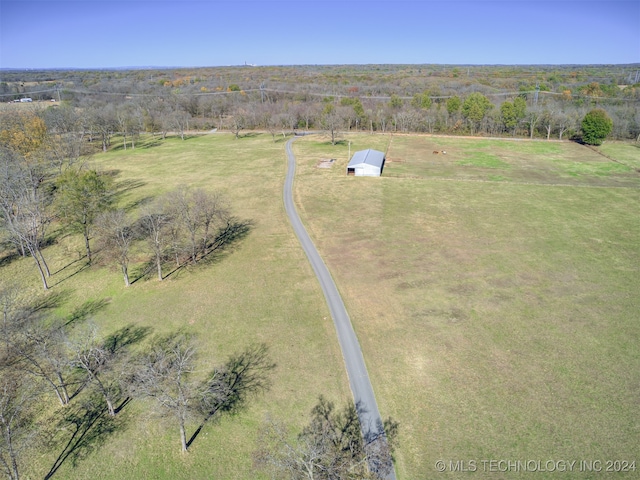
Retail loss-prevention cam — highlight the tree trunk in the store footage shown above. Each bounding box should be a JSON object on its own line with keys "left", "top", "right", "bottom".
{"left": 106, "top": 397, "right": 115, "bottom": 416}
{"left": 9, "top": 446, "right": 19, "bottom": 480}
{"left": 38, "top": 249, "right": 51, "bottom": 277}
{"left": 29, "top": 246, "right": 49, "bottom": 290}
{"left": 156, "top": 254, "right": 163, "bottom": 281}
{"left": 180, "top": 421, "right": 188, "bottom": 452}
{"left": 122, "top": 265, "right": 130, "bottom": 287}
{"left": 84, "top": 232, "right": 92, "bottom": 263}
{"left": 56, "top": 372, "right": 70, "bottom": 405}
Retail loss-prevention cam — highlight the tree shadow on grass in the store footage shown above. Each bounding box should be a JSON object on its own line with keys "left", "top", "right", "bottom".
{"left": 50, "top": 262, "right": 92, "bottom": 288}
{"left": 43, "top": 394, "right": 130, "bottom": 479}
{"left": 0, "top": 249, "right": 21, "bottom": 268}
{"left": 199, "top": 218, "right": 253, "bottom": 265}
{"left": 52, "top": 254, "right": 87, "bottom": 276}
{"left": 64, "top": 298, "right": 111, "bottom": 326}
{"left": 186, "top": 343, "right": 275, "bottom": 449}
{"left": 103, "top": 324, "right": 152, "bottom": 355}
{"left": 162, "top": 218, "right": 253, "bottom": 280}
{"left": 30, "top": 289, "right": 71, "bottom": 313}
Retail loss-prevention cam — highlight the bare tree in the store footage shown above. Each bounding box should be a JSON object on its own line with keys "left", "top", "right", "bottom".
{"left": 132, "top": 334, "right": 274, "bottom": 453}
{"left": 7, "top": 190, "right": 52, "bottom": 290}
{"left": 43, "top": 104, "right": 89, "bottom": 173}
{"left": 13, "top": 324, "right": 73, "bottom": 407}
{"left": 228, "top": 110, "right": 246, "bottom": 139}
{"left": 170, "top": 110, "right": 191, "bottom": 141}
{"left": 525, "top": 106, "right": 544, "bottom": 139}
{"left": 192, "top": 189, "right": 229, "bottom": 256}
{"left": 95, "top": 209, "right": 134, "bottom": 287}
{"left": 139, "top": 201, "right": 172, "bottom": 281}
{"left": 0, "top": 147, "right": 53, "bottom": 289}
{"left": 88, "top": 104, "right": 117, "bottom": 152}
{"left": 131, "top": 333, "right": 198, "bottom": 452}
{"left": 0, "top": 374, "right": 39, "bottom": 480}
{"left": 320, "top": 109, "right": 344, "bottom": 146}
{"left": 166, "top": 187, "right": 229, "bottom": 265}
{"left": 68, "top": 324, "right": 138, "bottom": 417}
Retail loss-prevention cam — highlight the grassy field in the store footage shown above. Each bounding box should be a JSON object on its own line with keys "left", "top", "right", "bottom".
{"left": 291, "top": 133, "right": 640, "bottom": 478}
{"left": 5, "top": 131, "right": 639, "bottom": 479}
{"left": 6, "top": 133, "right": 351, "bottom": 479}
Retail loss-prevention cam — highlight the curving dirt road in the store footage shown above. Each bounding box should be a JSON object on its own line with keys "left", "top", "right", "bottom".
{"left": 284, "top": 137, "right": 396, "bottom": 479}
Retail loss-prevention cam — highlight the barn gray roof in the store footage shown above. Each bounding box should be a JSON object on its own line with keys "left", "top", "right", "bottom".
{"left": 347, "top": 149, "right": 385, "bottom": 168}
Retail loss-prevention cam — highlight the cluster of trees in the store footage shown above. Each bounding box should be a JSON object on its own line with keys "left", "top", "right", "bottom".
{"left": 0, "top": 283, "right": 275, "bottom": 479}
{"left": 2, "top": 64, "right": 638, "bottom": 143}
{"left": 0, "top": 109, "right": 241, "bottom": 290}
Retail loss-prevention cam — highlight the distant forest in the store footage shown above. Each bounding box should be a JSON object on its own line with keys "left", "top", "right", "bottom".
{"left": 2, "top": 64, "right": 639, "bottom": 142}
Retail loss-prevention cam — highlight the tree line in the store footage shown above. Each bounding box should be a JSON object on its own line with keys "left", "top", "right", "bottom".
{"left": 2, "top": 64, "right": 639, "bottom": 143}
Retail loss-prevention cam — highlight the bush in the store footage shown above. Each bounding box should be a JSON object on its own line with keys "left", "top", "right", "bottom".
{"left": 581, "top": 109, "right": 613, "bottom": 145}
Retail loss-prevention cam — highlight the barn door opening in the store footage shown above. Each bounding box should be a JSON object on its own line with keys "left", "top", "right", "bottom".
{"left": 347, "top": 168, "right": 355, "bottom": 176}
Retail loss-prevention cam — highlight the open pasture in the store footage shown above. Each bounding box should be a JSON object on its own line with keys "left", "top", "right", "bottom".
{"left": 292, "top": 134, "right": 640, "bottom": 478}
{"left": 385, "top": 135, "right": 640, "bottom": 187}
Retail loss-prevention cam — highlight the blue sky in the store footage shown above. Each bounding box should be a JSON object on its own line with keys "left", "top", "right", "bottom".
{"left": 1, "top": 0, "right": 638, "bottom": 68}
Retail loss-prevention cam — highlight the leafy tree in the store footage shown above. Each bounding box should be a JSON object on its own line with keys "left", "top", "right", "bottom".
{"left": 389, "top": 94, "right": 403, "bottom": 109}
{"left": 513, "top": 97, "right": 526, "bottom": 120}
{"left": 255, "top": 396, "right": 398, "bottom": 480}
{"left": 500, "top": 101, "right": 517, "bottom": 134}
{"left": 462, "top": 93, "right": 493, "bottom": 133}
{"left": 581, "top": 108, "right": 613, "bottom": 145}
{"left": 0, "top": 112, "right": 48, "bottom": 160}
{"left": 54, "top": 169, "right": 113, "bottom": 263}
{"left": 501, "top": 97, "right": 526, "bottom": 135}
{"left": 446, "top": 96, "right": 461, "bottom": 116}
{"left": 411, "top": 91, "right": 432, "bottom": 110}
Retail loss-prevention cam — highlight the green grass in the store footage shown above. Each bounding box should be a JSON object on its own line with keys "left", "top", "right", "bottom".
{"left": 6, "top": 132, "right": 639, "bottom": 479}
{"left": 383, "top": 135, "right": 640, "bottom": 188}
{"left": 6, "top": 133, "right": 351, "bottom": 480}
{"left": 292, "top": 134, "right": 640, "bottom": 479}
{"left": 597, "top": 141, "right": 640, "bottom": 169}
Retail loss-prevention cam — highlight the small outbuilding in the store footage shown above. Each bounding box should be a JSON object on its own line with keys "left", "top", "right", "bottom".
{"left": 346, "top": 149, "right": 385, "bottom": 177}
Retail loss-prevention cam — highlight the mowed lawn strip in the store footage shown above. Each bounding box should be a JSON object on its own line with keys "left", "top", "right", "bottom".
{"left": 8, "top": 133, "right": 350, "bottom": 479}
{"left": 292, "top": 134, "right": 640, "bottom": 479}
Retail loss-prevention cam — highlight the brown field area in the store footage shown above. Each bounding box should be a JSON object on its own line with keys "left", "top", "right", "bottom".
{"left": 293, "top": 133, "right": 639, "bottom": 478}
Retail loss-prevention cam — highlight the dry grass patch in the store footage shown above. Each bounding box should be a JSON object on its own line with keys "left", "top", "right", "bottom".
{"left": 292, "top": 134, "right": 640, "bottom": 479}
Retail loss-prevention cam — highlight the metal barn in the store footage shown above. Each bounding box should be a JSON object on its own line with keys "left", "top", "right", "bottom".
{"left": 346, "top": 149, "right": 385, "bottom": 177}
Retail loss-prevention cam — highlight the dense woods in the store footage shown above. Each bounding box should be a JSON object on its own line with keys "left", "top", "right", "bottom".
{"left": 1, "top": 64, "right": 639, "bottom": 141}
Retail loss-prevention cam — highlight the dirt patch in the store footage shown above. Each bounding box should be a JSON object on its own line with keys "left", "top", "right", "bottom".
{"left": 317, "top": 158, "right": 336, "bottom": 168}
